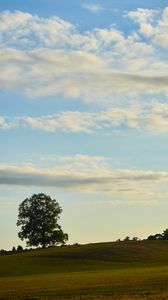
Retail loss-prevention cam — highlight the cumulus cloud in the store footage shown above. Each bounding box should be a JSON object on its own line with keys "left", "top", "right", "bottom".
{"left": 0, "top": 10, "right": 76, "bottom": 49}
{"left": 127, "top": 8, "right": 158, "bottom": 24}
{"left": 0, "top": 10, "right": 168, "bottom": 103}
{"left": 127, "top": 7, "right": 168, "bottom": 48}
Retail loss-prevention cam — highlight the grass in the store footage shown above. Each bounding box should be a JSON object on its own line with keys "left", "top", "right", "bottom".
{"left": 0, "top": 240, "right": 168, "bottom": 299}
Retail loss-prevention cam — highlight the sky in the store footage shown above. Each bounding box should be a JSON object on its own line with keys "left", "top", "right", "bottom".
{"left": 0, "top": 0, "right": 168, "bottom": 249}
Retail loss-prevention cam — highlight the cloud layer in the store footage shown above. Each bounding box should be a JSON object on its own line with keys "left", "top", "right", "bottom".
{"left": 0, "top": 155, "right": 168, "bottom": 206}
{"left": 1, "top": 103, "right": 168, "bottom": 133}
{"left": 0, "top": 9, "right": 168, "bottom": 103}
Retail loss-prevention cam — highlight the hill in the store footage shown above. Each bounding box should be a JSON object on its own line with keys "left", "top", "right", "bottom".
{"left": 0, "top": 240, "right": 168, "bottom": 299}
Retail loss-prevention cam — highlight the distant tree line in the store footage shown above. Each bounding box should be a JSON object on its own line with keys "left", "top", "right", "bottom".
{"left": 116, "top": 229, "right": 168, "bottom": 242}
{"left": 0, "top": 245, "right": 23, "bottom": 255}
{"left": 116, "top": 236, "right": 140, "bottom": 242}
{"left": 147, "top": 228, "right": 168, "bottom": 240}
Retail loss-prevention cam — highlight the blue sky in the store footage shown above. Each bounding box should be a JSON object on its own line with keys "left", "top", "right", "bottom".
{"left": 1, "top": 0, "right": 168, "bottom": 249}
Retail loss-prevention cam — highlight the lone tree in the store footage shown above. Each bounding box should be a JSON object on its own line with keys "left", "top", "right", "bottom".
{"left": 17, "top": 193, "right": 68, "bottom": 248}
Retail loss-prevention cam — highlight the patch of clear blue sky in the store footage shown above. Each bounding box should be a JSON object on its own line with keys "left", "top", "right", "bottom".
{"left": 0, "top": 0, "right": 167, "bottom": 32}
{"left": 1, "top": 128, "right": 168, "bottom": 171}
{"left": 0, "top": 91, "right": 93, "bottom": 116}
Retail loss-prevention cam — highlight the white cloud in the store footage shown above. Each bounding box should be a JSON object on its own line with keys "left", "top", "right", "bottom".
{"left": 23, "top": 105, "right": 168, "bottom": 133}
{"left": 0, "top": 116, "right": 17, "bottom": 130}
{"left": 0, "top": 10, "right": 75, "bottom": 49}
{"left": 127, "top": 7, "right": 168, "bottom": 48}
{"left": 0, "top": 10, "right": 168, "bottom": 103}
{"left": 0, "top": 156, "right": 168, "bottom": 206}
{"left": 0, "top": 117, "right": 9, "bottom": 129}
{"left": 1, "top": 48, "right": 168, "bottom": 102}
{"left": 2, "top": 103, "right": 168, "bottom": 133}
{"left": 127, "top": 8, "right": 158, "bottom": 24}
{"left": 83, "top": 3, "right": 104, "bottom": 13}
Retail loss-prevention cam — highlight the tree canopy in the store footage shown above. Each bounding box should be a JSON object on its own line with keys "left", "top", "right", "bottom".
{"left": 17, "top": 193, "right": 68, "bottom": 248}
{"left": 147, "top": 228, "right": 168, "bottom": 240}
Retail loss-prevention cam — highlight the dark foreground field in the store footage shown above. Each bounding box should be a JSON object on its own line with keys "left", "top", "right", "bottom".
{"left": 0, "top": 241, "right": 168, "bottom": 300}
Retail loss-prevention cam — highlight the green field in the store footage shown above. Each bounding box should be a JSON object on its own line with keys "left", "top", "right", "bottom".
{"left": 0, "top": 241, "right": 168, "bottom": 299}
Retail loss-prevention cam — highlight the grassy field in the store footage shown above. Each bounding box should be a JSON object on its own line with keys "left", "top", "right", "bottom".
{"left": 0, "top": 241, "right": 168, "bottom": 299}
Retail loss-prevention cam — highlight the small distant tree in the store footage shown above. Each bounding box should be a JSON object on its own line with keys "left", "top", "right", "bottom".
{"left": 155, "top": 233, "right": 163, "bottom": 240}
{"left": 12, "top": 246, "right": 16, "bottom": 252}
{"left": 17, "top": 245, "right": 23, "bottom": 251}
{"left": 17, "top": 193, "right": 68, "bottom": 248}
{"left": 147, "top": 235, "right": 154, "bottom": 240}
{"left": 123, "top": 236, "right": 130, "bottom": 241}
{"left": 162, "top": 228, "right": 168, "bottom": 240}
{"left": 116, "top": 239, "right": 121, "bottom": 242}
{"left": 147, "top": 233, "right": 163, "bottom": 240}
{"left": 147, "top": 228, "right": 168, "bottom": 240}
